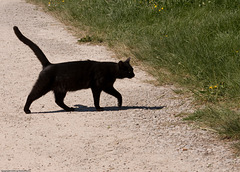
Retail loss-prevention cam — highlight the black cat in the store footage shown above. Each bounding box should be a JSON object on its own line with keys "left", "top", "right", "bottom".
{"left": 13, "top": 26, "right": 135, "bottom": 114}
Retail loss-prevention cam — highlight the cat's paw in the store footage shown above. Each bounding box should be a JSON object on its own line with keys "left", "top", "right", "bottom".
{"left": 96, "top": 107, "right": 104, "bottom": 111}
{"left": 118, "top": 102, "right": 122, "bottom": 108}
{"left": 65, "top": 107, "right": 75, "bottom": 112}
{"left": 24, "top": 109, "right": 31, "bottom": 114}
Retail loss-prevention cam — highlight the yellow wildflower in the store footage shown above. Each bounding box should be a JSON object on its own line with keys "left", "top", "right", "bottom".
{"left": 209, "top": 86, "right": 213, "bottom": 89}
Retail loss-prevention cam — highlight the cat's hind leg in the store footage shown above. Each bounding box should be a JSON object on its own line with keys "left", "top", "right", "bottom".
{"left": 54, "top": 91, "right": 74, "bottom": 112}
{"left": 24, "top": 78, "right": 51, "bottom": 114}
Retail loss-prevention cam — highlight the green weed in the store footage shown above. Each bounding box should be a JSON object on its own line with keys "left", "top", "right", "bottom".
{"left": 78, "top": 35, "right": 103, "bottom": 43}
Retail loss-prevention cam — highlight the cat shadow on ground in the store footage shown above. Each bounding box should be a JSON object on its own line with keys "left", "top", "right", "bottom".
{"left": 74, "top": 104, "right": 165, "bottom": 112}
{"left": 34, "top": 105, "right": 165, "bottom": 114}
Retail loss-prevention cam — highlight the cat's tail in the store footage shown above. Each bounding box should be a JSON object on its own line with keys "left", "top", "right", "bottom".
{"left": 13, "top": 26, "right": 51, "bottom": 68}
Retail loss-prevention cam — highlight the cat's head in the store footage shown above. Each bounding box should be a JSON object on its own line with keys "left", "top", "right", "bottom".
{"left": 118, "top": 58, "right": 135, "bottom": 79}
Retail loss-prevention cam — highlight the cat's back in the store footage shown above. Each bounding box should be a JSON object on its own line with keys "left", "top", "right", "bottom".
{"left": 47, "top": 60, "right": 94, "bottom": 73}
{"left": 42, "top": 60, "right": 117, "bottom": 78}
{"left": 54, "top": 60, "right": 117, "bottom": 72}
{"left": 56, "top": 60, "right": 95, "bottom": 68}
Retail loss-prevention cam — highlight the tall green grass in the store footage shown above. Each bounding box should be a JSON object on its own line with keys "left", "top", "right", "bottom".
{"left": 29, "top": 0, "right": 240, "bottom": 101}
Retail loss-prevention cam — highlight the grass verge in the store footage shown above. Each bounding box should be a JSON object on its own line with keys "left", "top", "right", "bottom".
{"left": 184, "top": 106, "right": 240, "bottom": 152}
{"left": 184, "top": 107, "right": 240, "bottom": 140}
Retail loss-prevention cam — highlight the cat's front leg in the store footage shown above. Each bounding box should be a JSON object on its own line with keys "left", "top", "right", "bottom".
{"left": 118, "top": 98, "right": 122, "bottom": 108}
{"left": 103, "top": 87, "right": 122, "bottom": 108}
{"left": 91, "top": 88, "right": 104, "bottom": 111}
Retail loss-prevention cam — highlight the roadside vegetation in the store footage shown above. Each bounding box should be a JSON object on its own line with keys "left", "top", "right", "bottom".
{"left": 28, "top": 0, "right": 240, "bottom": 150}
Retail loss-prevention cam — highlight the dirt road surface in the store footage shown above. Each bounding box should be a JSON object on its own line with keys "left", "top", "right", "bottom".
{"left": 0, "top": 0, "right": 240, "bottom": 171}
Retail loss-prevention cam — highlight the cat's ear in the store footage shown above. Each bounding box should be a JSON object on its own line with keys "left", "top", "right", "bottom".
{"left": 118, "top": 61, "right": 124, "bottom": 68}
{"left": 125, "top": 57, "right": 131, "bottom": 63}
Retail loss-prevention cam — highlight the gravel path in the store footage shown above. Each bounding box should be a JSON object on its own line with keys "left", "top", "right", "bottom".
{"left": 0, "top": 0, "right": 240, "bottom": 171}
